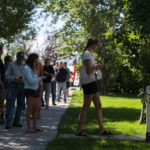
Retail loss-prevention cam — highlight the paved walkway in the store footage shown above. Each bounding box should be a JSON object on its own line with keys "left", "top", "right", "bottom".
{"left": 0, "top": 87, "right": 76, "bottom": 150}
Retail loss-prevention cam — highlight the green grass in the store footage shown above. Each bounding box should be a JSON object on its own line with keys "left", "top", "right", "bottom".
{"left": 47, "top": 91, "right": 148, "bottom": 150}
{"left": 58, "top": 91, "right": 146, "bottom": 136}
{"left": 47, "top": 138, "right": 150, "bottom": 150}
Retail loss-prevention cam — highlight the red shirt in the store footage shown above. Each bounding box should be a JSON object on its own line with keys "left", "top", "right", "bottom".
{"left": 37, "top": 62, "right": 43, "bottom": 86}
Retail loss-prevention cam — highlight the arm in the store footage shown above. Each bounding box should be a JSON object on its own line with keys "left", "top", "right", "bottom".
{"left": 5, "top": 63, "right": 16, "bottom": 82}
{"left": 84, "top": 59, "right": 105, "bottom": 75}
{"left": 23, "top": 67, "right": 41, "bottom": 85}
{"left": 66, "top": 74, "right": 69, "bottom": 82}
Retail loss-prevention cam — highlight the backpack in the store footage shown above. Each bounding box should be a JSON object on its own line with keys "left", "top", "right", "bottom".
{"left": 56, "top": 68, "right": 67, "bottom": 82}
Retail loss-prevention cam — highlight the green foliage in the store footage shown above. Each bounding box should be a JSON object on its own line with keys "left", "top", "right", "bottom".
{"left": 0, "top": 0, "right": 43, "bottom": 40}
{"left": 46, "top": 0, "right": 150, "bottom": 94}
{"left": 128, "top": 0, "right": 150, "bottom": 36}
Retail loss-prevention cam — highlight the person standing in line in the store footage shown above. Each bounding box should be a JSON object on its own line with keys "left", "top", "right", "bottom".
{"left": 3, "top": 55, "right": 13, "bottom": 120}
{"left": 5, "top": 51, "right": 25, "bottom": 129}
{"left": 0, "top": 45, "right": 5, "bottom": 124}
{"left": 63, "top": 62, "right": 71, "bottom": 97}
{"left": 43, "top": 58, "right": 55, "bottom": 108}
{"left": 23, "top": 53, "right": 45, "bottom": 133}
{"left": 51, "top": 61, "right": 57, "bottom": 106}
{"left": 37, "top": 61, "right": 44, "bottom": 118}
{"left": 55, "top": 61, "right": 59, "bottom": 97}
{"left": 76, "top": 38, "right": 112, "bottom": 136}
{"left": 56, "top": 62, "right": 69, "bottom": 103}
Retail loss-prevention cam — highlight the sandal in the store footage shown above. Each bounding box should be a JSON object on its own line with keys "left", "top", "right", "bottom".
{"left": 34, "top": 128, "right": 43, "bottom": 132}
{"left": 26, "top": 129, "right": 36, "bottom": 133}
{"left": 75, "top": 131, "right": 88, "bottom": 136}
{"left": 101, "top": 130, "right": 112, "bottom": 135}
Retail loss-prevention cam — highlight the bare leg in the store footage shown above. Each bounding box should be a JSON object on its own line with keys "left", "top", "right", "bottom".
{"left": 33, "top": 112, "right": 38, "bottom": 129}
{"left": 66, "top": 88, "right": 68, "bottom": 97}
{"left": 33, "top": 98, "right": 40, "bottom": 130}
{"left": 76, "top": 94, "right": 93, "bottom": 134}
{"left": 26, "top": 98, "right": 33, "bottom": 130}
{"left": 92, "top": 92, "right": 104, "bottom": 134}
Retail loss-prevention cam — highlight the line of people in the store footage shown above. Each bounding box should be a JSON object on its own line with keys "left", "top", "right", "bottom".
{"left": 0, "top": 46, "right": 71, "bottom": 132}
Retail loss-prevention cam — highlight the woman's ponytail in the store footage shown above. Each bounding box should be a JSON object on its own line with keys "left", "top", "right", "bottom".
{"left": 83, "top": 38, "right": 99, "bottom": 52}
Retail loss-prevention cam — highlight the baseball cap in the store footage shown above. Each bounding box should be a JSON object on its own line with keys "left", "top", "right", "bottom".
{"left": 45, "top": 58, "right": 50, "bottom": 63}
{"left": 17, "top": 51, "right": 25, "bottom": 60}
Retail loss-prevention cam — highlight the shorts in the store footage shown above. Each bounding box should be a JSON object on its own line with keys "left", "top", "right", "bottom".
{"left": 67, "top": 81, "right": 70, "bottom": 88}
{"left": 24, "top": 89, "right": 39, "bottom": 98}
{"left": 82, "top": 81, "right": 98, "bottom": 95}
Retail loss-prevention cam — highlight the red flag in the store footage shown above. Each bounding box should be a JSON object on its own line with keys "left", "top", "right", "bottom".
{"left": 73, "top": 57, "right": 77, "bottom": 85}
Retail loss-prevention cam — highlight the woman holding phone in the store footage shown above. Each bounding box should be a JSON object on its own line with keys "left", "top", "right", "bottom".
{"left": 76, "top": 38, "right": 112, "bottom": 136}
{"left": 23, "top": 53, "right": 45, "bottom": 133}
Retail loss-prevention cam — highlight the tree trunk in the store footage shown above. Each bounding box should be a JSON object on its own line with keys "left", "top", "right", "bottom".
{"left": 139, "top": 100, "right": 146, "bottom": 124}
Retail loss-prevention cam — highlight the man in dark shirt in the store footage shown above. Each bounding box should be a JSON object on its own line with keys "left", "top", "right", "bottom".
{"left": 0, "top": 45, "right": 4, "bottom": 83}
{"left": 0, "top": 45, "right": 5, "bottom": 124}
{"left": 56, "top": 62, "right": 69, "bottom": 103}
{"left": 43, "top": 58, "right": 55, "bottom": 108}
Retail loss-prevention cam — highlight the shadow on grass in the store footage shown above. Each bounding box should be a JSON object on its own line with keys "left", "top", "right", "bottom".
{"left": 46, "top": 137, "right": 150, "bottom": 150}
{"left": 100, "top": 93, "right": 140, "bottom": 99}
{"left": 58, "top": 106, "right": 141, "bottom": 135}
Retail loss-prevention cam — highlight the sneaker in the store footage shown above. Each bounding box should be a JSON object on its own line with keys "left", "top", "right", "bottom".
{"left": 53, "top": 102, "right": 57, "bottom": 106}
{"left": 13, "top": 123, "right": 23, "bottom": 127}
{"left": 45, "top": 106, "right": 49, "bottom": 109}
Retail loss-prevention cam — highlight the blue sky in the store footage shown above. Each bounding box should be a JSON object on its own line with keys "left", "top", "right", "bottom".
{"left": 31, "top": 8, "right": 65, "bottom": 47}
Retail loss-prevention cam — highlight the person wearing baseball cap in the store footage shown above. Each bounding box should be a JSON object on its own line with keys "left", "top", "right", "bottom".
{"left": 0, "top": 45, "right": 5, "bottom": 124}
{"left": 43, "top": 58, "right": 55, "bottom": 108}
{"left": 5, "top": 51, "right": 25, "bottom": 129}
{"left": 16, "top": 51, "right": 25, "bottom": 60}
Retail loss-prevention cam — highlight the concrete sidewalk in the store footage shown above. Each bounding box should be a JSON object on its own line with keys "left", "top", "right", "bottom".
{"left": 0, "top": 87, "right": 77, "bottom": 150}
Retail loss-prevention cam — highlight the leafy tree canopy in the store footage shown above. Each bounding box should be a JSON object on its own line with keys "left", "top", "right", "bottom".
{"left": 0, "top": 0, "right": 44, "bottom": 40}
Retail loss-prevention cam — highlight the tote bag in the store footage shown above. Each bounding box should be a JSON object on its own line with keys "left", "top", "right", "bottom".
{"left": 96, "top": 69, "right": 102, "bottom": 80}
{"left": 79, "top": 65, "right": 96, "bottom": 85}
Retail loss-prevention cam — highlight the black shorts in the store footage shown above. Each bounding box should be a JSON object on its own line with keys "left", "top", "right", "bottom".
{"left": 82, "top": 81, "right": 98, "bottom": 95}
{"left": 24, "top": 89, "right": 39, "bottom": 98}
{"left": 67, "top": 81, "right": 70, "bottom": 88}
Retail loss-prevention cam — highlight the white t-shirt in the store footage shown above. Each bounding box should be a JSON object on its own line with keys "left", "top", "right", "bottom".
{"left": 82, "top": 50, "right": 95, "bottom": 67}
{"left": 79, "top": 50, "right": 96, "bottom": 85}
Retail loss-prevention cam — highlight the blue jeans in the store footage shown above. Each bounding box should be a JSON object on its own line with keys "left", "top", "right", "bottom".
{"left": 51, "top": 81, "right": 56, "bottom": 103}
{"left": 57, "top": 82, "right": 66, "bottom": 101}
{"left": 6, "top": 83, "right": 25, "bottom": 127}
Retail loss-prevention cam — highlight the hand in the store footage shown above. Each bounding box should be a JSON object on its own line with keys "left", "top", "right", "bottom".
{"left": 41, "top": 76, "right": 46, "bottom": 80}
{"left": 43, "top": 71, "right": 49, "bottom": 75}
{"left": 96, "top": 64, "right": 106, "bottom": 70}
{"left": 15, "top": 77, "right": 24, "bottom": 83}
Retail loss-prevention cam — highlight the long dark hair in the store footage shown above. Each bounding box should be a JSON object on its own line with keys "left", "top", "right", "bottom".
{"left": 26, "top": 53, "right": 38, "bottom": 71}
{"left": 84, "top": 38, "right": 99, "bottom": 52}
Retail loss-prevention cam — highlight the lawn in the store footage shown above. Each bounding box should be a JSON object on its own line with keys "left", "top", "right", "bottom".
{"left": 58, "top": 91, "right": 146, "bottom": 136}
{"left": 47, "top": 138, "right": 150, "bottom": 150}
{"left": 46, "top": 91, "right": 149, "bottom": 150}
